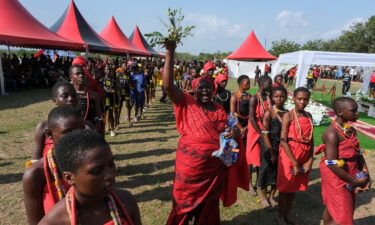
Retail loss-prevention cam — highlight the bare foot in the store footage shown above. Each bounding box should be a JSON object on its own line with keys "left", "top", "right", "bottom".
{"left": 269, "top": 198, "right": 278, "bottom": 209}
{"left": 277, "top": 217, "right": 288, "bottom": 225}
{"left": 248, "top": 185, "right": 258, "bottom": 196}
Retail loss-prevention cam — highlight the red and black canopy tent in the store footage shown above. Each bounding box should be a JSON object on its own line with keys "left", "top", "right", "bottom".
{"left": 50, "top": 0, "right": 124, "bottom": 54}
{"left": 99, "top": 16, "right": 150, "bottom": 56}
{"left": 129, "top": 26, "right": 164, "bottom": 58}
{"left": 0, "top": 0, "right": 84, "bottom": 95}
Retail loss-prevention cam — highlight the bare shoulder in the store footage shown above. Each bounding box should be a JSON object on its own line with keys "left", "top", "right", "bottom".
{"left": 322, "top": 124, "right": 337, "bottom": 143}
{"left": 113, "top": 189, "right": 139, "bottom": 216}
{"left": 35, "top": 121, "right": 47, "bottom": 133}
{"left": 23, "top": 159, "right": 44, "bottom": 184}
{"left": 281, "top": 111, "right": 292, "bottom": 121}
{"left": 38, "top": 199, "right": 70, "bottom": 225}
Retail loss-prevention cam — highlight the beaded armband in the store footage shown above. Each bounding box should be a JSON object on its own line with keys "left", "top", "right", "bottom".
{"left": 325, "top": 159, "right": 345, "bottom": 167}
{"left": 25, "top": 159, "right": 38, "bottom": 168}
{"left": 94, "top": 116, "right": 103, "bottom": 122}
{"left": 261, "top": 130, "right": 269, "bottom": 135}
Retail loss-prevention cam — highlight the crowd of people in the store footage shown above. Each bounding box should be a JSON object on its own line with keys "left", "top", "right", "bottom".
{"left": 14, "top": 43, "right": 372, "bottom": 225}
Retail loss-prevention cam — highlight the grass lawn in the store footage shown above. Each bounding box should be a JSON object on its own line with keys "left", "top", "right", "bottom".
{"left": 0, "top": 82, "right": 374, "bottom": 225}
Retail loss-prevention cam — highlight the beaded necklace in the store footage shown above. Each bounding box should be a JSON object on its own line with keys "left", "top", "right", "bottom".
{"left": 216, "top": 91, "right": 229, "bottom": 102}
{"left": 333, "top": 120, "right": 356, "bottom": 140}
{"left": 236, "top": 91, "right": 250, "bottom": 119}
{"left": 66, "top": 187, "right": 125, "bottom": 225}
{"left": 292, "top": 108, "right": 313, "bottom": 143}
{"left": 257, "top": 92, "right": 270, "bottom": 116}
{"left": 46, "top": 148, "right": 67, "bottom": 200}
{"left": 273, "top": 105, "right": 286, "bottom": 122}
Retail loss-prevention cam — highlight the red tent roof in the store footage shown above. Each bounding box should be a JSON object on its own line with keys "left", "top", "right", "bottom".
{"left": 99, "top": 16, "right": 150, "bottom": 56}
{"left": 227, "top": 30, "right": 277, "bottom": 60}
{"left": 0, "top": 0, "right": 82, "bottom": 50}
{"left": 50, "top": 0, "right": 121, "bottom": 54}
{"left": 129, "top": 26, "right": 163, "bottom": 57}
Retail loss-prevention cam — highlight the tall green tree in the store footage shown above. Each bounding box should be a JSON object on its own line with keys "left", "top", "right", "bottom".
{"left": 268, "top": 39, "right": 301, "bottom": 56}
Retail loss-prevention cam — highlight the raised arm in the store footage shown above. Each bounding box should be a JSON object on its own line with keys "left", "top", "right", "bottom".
{"left": 162, "top": 42, "right": 183, "bottom": 104}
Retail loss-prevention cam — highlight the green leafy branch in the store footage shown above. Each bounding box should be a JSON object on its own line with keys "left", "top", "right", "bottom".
{"left": 145, "top": 8, "right": 196, "bottom": 48}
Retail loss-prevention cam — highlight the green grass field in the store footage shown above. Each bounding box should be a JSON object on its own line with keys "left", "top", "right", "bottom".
{"left": 0, "top": 80, "right": 374, "bottom": 225}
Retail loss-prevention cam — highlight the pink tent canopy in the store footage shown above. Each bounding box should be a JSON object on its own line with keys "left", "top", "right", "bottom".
{"left": 227, "top": 30, "right": 277, "bottom": 60}
{"left": 0, "top": 0, "right": 83, "bottom": 50}
{"left": 100, "top": 16, "right": 149, "bottom": 56}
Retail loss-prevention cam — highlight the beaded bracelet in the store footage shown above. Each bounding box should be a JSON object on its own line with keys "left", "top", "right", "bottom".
{"left": 325, "top": 159, "right": 345, "bottom": 167}
{"left": 25, "top": 159, "right": 39, "bottom": 168}
{"left": 261, "top": 131, "right": 269, "bottom": 135}
{"left": 94, "top": 116, "right": 103, "bottom": 122}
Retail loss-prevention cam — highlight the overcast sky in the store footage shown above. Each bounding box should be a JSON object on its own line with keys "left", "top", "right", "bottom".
{"left": 19, "top": 0, "right": 375, "bottom": 54}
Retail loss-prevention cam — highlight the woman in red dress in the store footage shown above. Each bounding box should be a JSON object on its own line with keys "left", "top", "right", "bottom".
{"left": 246, "top": 75, "right": 272, "bottom": 195}
{"left": 163, "top": 41, "right": 247, "bottom": 225}
{"left": 315, "top": 97, "right": 370, "bottom": 225}
{"left": 277, "top": 87, "right": 314, "bottom": 225}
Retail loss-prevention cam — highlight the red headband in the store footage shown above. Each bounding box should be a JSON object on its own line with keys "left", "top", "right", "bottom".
{"left": 203, "top": 61, "right": 215, "bottom": 73}
{"left": 192, "top": 76, "right": 215, "bottom": 91}
{"left": 215, "top": 73, "right": 228, "bottom": 85}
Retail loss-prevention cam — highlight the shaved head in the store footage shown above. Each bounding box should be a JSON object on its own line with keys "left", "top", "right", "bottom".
{"left": 332, "top": 97, "right": 356, "bottom": 114}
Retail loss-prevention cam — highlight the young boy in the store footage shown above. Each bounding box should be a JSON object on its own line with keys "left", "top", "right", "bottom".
{"left": 117, "top": 62, "right": 134, "bottom": 126}
{"left": 277, "top": 87, "right": 314, "bottom": 225}
{"left": 246, "top": 75, "right": 272, "bottom": 196}
{"left": 315, "top": 97, "right": 370, "bottom": 225}
{"left": 131, "top": 65, "right": 146, "bottom": 122}
{"left": 102, "top": 64, "right": 118, "bottom": 136}
{"left": 32, "top": 81, "right": 78, "bottom": 160}
{"left": 23, "top": 106, "right": 85, "bottom": 225}
{"left": 38, "top": 130, "right": 142, "bottom": 225}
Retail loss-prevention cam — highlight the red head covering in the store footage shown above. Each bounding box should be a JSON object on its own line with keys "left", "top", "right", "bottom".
{"left": 215, "top": 73, "right": 228, "bottom": 85}
{"left": 72, "top": 56, "right": 86, "bottom": 66}
{"left": 203, "top": 61, "right": 215, "bottom": 73}
{"left": 192, "top": 76, "right": 215, "bottom": 91}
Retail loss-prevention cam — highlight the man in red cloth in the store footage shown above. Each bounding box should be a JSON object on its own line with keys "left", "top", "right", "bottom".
{"left": 315, "top": 97, "right": 370, "bottom": 225}
{"left": 23, "top": 106, "right": 85, "bottom": 225}
{"left": 163, "top": 41, "right": 248, "bottom": 225}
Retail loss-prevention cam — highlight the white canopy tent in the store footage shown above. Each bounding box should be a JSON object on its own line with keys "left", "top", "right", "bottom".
{"left": 272, "top": 50, "right": 375, "bottom": 91}
{"left": 225, "top": 59, "right": 277, "bottom": 78}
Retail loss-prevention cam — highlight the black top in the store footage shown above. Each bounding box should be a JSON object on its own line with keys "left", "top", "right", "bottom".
{"left": 214, "top": 89, "right": 231, "bottom": 114}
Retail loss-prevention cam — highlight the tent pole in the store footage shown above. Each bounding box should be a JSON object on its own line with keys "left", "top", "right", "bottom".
{"left": 85, "top": 44, "right": 89, "bottom": 60}
{"left": 0, "top": 55, "right": 5, "bottom": 96}
{"left": 7, "top": 45, "right": 10, "bottom": 56}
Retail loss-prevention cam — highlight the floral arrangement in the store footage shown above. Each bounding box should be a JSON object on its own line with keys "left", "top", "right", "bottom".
{"left": 356, "top": 89, "right": 375, "bottom": 104}
{"left": 284, "top": 98, "right": 328, "bottom": 126}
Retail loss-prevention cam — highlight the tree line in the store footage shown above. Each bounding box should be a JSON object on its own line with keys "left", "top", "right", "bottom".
{"left": 268, "top": 16, "right": 375, "bottom": 56}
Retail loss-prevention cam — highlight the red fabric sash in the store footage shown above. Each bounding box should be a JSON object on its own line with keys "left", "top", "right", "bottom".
{"left": 42, "top": 152, "right": 70, "bottom": 213}
{"left": 172, "top": 93, "right": 229, "bottom": 214}
{"left": 316, "top": 130, "right": 360, "bottom": 225}
{"left": 246, "top": 99, "right": 270, "bottom": 166}
{"left": 42, "top": 138, "right": 54, "bottom": 157}
{"left": 277, "top": 117, "right": 312, "bottom": 193}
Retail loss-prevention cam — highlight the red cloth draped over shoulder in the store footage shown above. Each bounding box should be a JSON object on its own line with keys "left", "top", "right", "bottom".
{"left": 102, "top": 192, "right": 135, "bottom": 225}
{"left": 42, "top": 137, "right": 54, "bottom": 157}
{"left": 315, "top": 129, "right": 360, "bottom": 225}
{"left": 246, "top": 97, "right": 270, "bottom": 166}
{"left": 277, "top": 115, "right": 312, "bottom": 193}
{"left": 221, "top": 138, "right": 250, "bottom": 207}
{"left": 42, "top": 153, "right": 71, "bottom": 213}
{"left": 172, "top": 92, "right": 227, "bottom": 214}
